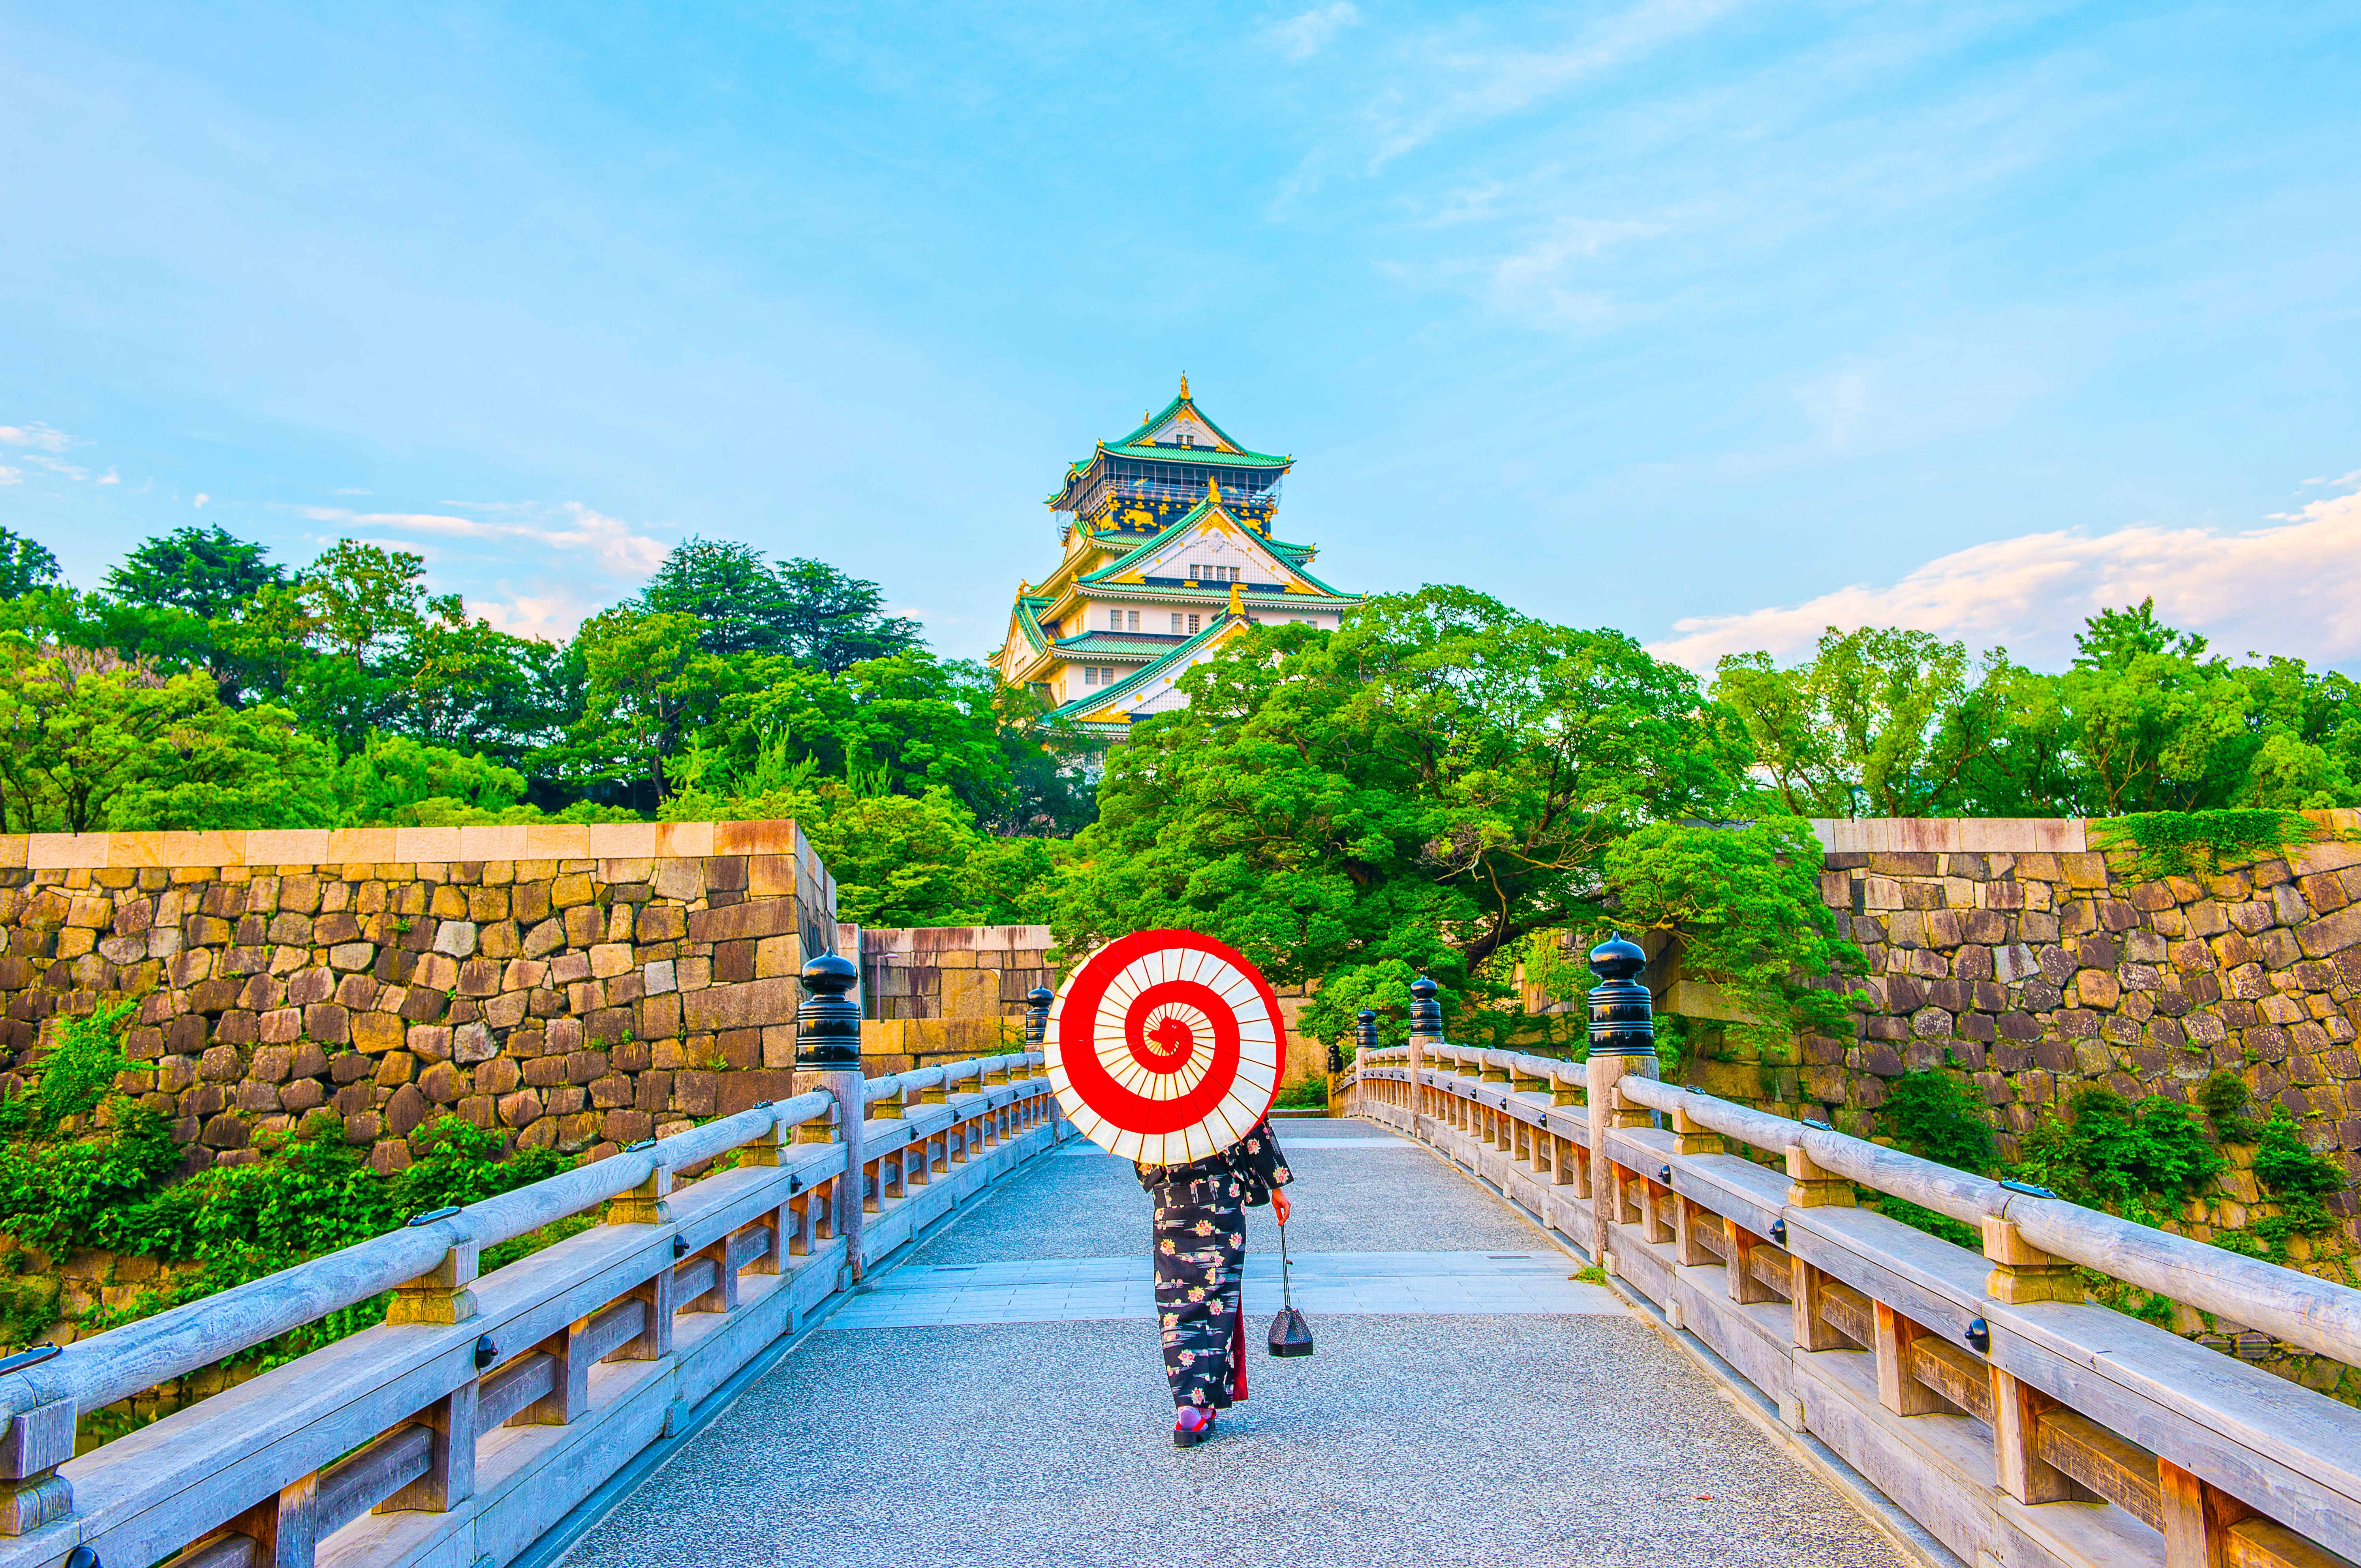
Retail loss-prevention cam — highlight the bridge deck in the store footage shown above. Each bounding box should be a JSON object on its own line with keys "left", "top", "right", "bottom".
{"left": 557, "top": 1120, "right": 1914, "bottom": 1567}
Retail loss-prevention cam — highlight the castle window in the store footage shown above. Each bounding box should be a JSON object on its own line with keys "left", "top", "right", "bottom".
{"left": 1108, "top": 608, "right": 1121, "bottom": 630}
{"left": 1170, "top": 612, "right": 1182, "bottom": 633}
{"left": 1127, "top": 610, "right": 1140, "bottom": 631}
{"left": 1084, "top": 666, "right": 1099, "bottom": 686}
{"left": 1188, "top": 613, "right": 1200, "bottom": 633}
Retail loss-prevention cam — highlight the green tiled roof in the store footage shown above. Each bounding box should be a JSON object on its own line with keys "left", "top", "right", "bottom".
{"left": 1054, "top": 631, "right": 1188, "bottom": 658}
{"left": 1050, "top": 614, "right": 1237, "bottom": 725}
{"left": 1093, "top": 441, "right": 1290, "bottom": 469}
{"left": 1075, "top": 498, "right": 1356, "bottom": 599}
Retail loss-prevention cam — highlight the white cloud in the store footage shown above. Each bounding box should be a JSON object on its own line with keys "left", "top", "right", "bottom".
{"left": 1649, "top": 477, "right": 2361, "bottom": 672}
{"left": 1486, "top": 214, "right": 1664, "bottom": 333}
{"left": 0, "top": 468, "right": 19, "bottom": 486}
{"left": 193, "top": 493, "right": 209, "bottom": 508}
{"left": 0, "top": 423, "right": 70, "bottom": 454}
{"left": 96, "top": 469, "right": 118, "bottom": 485}
{"left": 1268, "top": 2, "right": 1360, "bottom": 60}
{"left": 301, "top": 500, "right": 667, "bottom": 580}
{"left": 475, "top": 588, "right": 598, "bottom": 644}
{"left": 1364, "top": 0, "right": 1743, "bottom": 167}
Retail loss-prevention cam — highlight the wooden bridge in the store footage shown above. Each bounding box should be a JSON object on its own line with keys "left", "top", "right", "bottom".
{"left": 1, "top": 956, "right": 2356, "bottom": 1568}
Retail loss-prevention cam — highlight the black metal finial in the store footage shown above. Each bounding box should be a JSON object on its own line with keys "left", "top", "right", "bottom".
{"left": 1409, "top": 975, "right": 1441, "bottom": 1037}
{"left": 1587, "top": 933, "right": 1655, "bottom": 1058}
{"left": 1025, "top": 986, "right": 1054, "bottom": 1045}
{"left": 1339, "top": 1006, "right": 1371, "bottom": 1073}
{"left": 796, "top": 950, "right": 862, "bottom": 1068}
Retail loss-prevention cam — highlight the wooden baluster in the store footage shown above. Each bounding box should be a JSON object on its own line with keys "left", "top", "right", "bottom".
{"left": 1645, "top": 1178, "right": 1675, "bottom": 1245}
{"left": 231, "top": 1468, "right": 319, "bottom": 1566}
{"left": 1790, "top": 1261, "right": 1850, "bottom": 1351}
{"left": 1724, "top": 1220, "right": 1779, "bottom": 1304}
{"left": 1670, "top": 1102, "right": 1720, "bottom": 1158}
{"left": 387, "top": 1227, "right": 480, "bottom": 1328}
{"left": 1874, "top": 1302, "right": 1945, "bottom": 1415}
{"left": 1674, "top": 1194, "right": 1717, "bottom": 1267}
{"left": 1785, "top": 1140, "right": 1855, "bottom": 1209}
{"left": 2159, "top": 1458, "right": 2255, "bottom": 1568}
{"left": 1982, "top": 1215, "right": 2081, "bottom": 1305}
{"left": 0, "top": 1396, "right": 76, "bottom": 1537}
{"left": 377, "top": 1380, "right": 478, "bottom": 1514}
{"left": 1991, "top": 1367, "right": 2074, "bottom": 1504}
{"left": 516, "top": 1320, "right": 590, "bottom": 1426}
{"left": 683, "top": 1236, "right": 737, "bottom": 1313}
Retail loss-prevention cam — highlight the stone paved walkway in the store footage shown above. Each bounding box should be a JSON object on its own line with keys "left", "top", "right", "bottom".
{"left": 559, "top": 1119, "right": 1914, "bottom": 1568}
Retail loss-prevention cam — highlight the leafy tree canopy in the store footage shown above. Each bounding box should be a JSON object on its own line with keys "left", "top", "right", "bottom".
{"left": 0, "top": 530, "right": 63, "bottom": 600}
{"left": 1052, "top": 586, "right": 1853, "bottom": 1048}
{"left": 632, "top": 538, "right": 922, "bottom": 671}
{"left": 1715, "top": 602, "right": 2361, "bottom": 818}
{"left": 104, "top": 524, "right": 287, "bottom": 620}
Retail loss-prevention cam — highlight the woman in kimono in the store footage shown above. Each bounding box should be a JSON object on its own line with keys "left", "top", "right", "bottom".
{"left": 1136, "top": 1118, "right": 1294, "bottom": 1448}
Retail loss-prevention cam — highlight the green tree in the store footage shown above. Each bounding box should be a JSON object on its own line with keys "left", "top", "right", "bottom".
{"left": 0, "top": 640, "right": 335, "bottom": 831}
{"left": 1713, "top": 627, "right": 1971, "bottom": 816}
{"left": 662, "top": 779, "right": 1059, "bottom": 926}
{"left": 634, "top": 539, "right": 922, "bottom": 671}
{"left": 562, "top": 608, "right": 741, "bottom": 803}
{"left": 1053, "top": 588, "right": 1756, "bottom": 1042}
{"left": 0, "top": 529, "right": 63, "bottom": 599}
{"left": 104, "top": 525, "right": 286, "bottom": 619}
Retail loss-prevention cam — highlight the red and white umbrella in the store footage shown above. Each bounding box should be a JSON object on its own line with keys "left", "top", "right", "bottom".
{"left": 1046, "top": 928, "right": 1286, "bottom": 1166}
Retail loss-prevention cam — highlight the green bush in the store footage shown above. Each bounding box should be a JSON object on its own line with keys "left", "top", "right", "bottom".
{"left": 1882, "top": 1071, "right": 1994, "bottom": 1172}
{"left": 0, "top": 1005, "right": 582, "bottom": 1357}
{"left": 2197, "top": 1071, "right": 2264, "bottom": 1144}
{"left": 2012, "top": 1088, "right": 2223, "bottom": 1228}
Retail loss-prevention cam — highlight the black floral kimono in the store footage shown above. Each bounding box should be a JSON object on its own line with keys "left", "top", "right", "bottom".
{"left": 1136, "top": 1120, "right": 1293, "bottom": 1411}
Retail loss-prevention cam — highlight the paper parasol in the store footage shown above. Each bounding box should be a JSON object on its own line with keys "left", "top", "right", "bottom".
{"left": 1046, "top": 928, "right": 1286, "bottom": 1165}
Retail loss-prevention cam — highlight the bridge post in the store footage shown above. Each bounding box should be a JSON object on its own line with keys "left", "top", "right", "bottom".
{"left": 1343, "top": 1010, "right": 1372, "bottom": 1116}
{"left": 1583, "top": 935, "right": 1658, "bottom": 1273}
{"left": 797, "top": 951, "right": 868, "bottom": 1285}
{"left": 1025, "top": 986, "right": 1052, "bottom": 1083}
{"left": 1407, "top": 976, "right": 1441, "bottom": 1140}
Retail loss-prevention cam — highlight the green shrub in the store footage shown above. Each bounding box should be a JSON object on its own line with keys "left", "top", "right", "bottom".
{"left": 1882, "top": 1072, "right": 1994, "bottom": 1172}
{"left": 2197, "top": 1072, "right": 2263, "bottom": 1144}
{"left": 2011, "top": 1088, "right": 2223, "bottom": 1228}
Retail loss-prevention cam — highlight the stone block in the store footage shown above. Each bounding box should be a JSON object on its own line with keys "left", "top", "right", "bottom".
{"left": 351, "top": 1011, "right": 404, "bottom": 1054}
{"left": 384, "top": 1082, "right": 429, "bottom": 1137}
{"left": 419, "top": 1063, "right": 464, "bottom": 1104}
{"left": 682, "top": 975, "right": 798, "bottom": 1032}
{"left": 686, "top": 899, "right": 798, "bottom": 944}
{"left": 433, "top": 920, "right": 478, "bottom": 958}
{"left": 453, "top": 1022, "right": 497, "bottom": 1064}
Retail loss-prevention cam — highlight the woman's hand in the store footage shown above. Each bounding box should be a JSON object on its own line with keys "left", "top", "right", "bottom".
{"left": 1273, "top": 1189, "right": 1292, "bottom": 1226}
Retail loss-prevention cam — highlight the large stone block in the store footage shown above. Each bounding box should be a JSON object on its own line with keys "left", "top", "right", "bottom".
{"left": 682, "top": 975, "right": 799, "bottom": 1031}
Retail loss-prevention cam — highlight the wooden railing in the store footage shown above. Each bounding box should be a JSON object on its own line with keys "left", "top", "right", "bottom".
{"left": 1345, "top": 1040, "right": 2361, "bottom": 1568}
{"left": 0, "top": 1051, "right": 1062, "bottom": 1568}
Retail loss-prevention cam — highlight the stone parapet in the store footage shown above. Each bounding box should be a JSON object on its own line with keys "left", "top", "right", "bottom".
{"left": 0, "top": 821, "right": 839, "bottom": 1172}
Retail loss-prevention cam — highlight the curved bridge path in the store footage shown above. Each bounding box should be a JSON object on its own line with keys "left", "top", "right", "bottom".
{"left": 556, "top": 1119, "right": 1916, "bottom": 1568}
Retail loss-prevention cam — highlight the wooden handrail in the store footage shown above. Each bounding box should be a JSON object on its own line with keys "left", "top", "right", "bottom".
{"left": 1338, "top": 1048, "right": 2361, "bottom": 1568}
{"left": 0, "top": 1049, "right": 1059, "bottom": 1568}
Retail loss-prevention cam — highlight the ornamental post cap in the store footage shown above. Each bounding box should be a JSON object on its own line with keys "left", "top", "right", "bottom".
{"left": 796, "top": 949, "right": 862, "bottom": 1065}
{"left": 1589, "top": 933, "right": 1647, "bottom": 981}
{"left": 1026, "top": 985, "right": 1054, "bottom": 1007}
{"left": 1408, "top": 975, "right": 1438, "bottom": 1000}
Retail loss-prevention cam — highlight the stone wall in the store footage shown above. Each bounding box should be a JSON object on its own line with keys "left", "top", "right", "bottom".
{"left": 0, "top": 821, "right": 837, "bottom": 1172}
{"left": 1662, "top": 815, "right": 2361, "bottom": 1260}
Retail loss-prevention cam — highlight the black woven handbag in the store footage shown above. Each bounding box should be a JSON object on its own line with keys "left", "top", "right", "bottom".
{"left": 1267, "top": 1219, "right": 1314, "bottom": 1358}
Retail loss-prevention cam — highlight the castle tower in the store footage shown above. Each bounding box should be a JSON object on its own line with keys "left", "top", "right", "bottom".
{"left": 994, "top": 379, "right": 1360, "bottom": 736}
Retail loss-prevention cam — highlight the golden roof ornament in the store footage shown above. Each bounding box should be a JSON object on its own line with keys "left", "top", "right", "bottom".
{"left": 1180, "top": 372, "right": 1191, "bottom": 399}
{"left": 1227, "top": 580, "right": 1244, "bottom": 618}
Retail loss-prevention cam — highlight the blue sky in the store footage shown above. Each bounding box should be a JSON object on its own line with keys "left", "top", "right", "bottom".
{"left": 5, "top": 1, "right": 2358, "bottom": 670}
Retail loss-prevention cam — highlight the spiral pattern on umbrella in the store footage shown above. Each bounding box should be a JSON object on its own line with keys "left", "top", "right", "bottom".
{"left": 1047, "top": 929, "right": 1285, "bottom": 1166}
